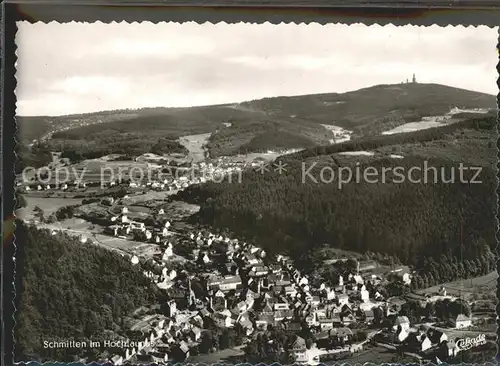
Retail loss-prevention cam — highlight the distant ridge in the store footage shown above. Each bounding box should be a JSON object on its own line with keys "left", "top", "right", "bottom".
{"left": 17, "top": 83, "right": 497, "bottom": 160}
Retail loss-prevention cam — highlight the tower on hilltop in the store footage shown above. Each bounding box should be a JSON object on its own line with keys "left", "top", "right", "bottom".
{"left": 412, "top": 73, "right": 417, "bottom": 83}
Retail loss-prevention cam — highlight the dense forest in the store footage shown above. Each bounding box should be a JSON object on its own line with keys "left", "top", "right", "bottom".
{"left": 15, "top": 143, "right": 53, "bottom": 173}
{"left": 14, "top": 221, "right": 161, "bottom": 362}
{"left": 151, "top": 137, "right": 188, "bottom": 155}
{"left": 206, "top": 119, "right": 330, "bottom": 157}
{"left": 177, "top": 116, "right": 497, "bottom": 270}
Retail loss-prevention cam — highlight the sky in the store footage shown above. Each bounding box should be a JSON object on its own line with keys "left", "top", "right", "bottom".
{"left": 16, "top": 22, "right": 498, "bottom": 116}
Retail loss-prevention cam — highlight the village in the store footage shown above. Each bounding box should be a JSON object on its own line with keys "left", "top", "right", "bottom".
{"left": 100, "top": 222, "right": 494, "bottom": 365}
{"left": 17, "top": 152, "right": 496, "bottom": 365}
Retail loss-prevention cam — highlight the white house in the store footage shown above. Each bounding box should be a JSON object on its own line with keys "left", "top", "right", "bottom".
{"left": 353, "top": 274, "right": 364, "bottom": 285}
{"left": 393, "top": 316, "right": 410, "bottom": 332}
{"left": 285, "top": 286, "right": 297, "bottom": 298}
{"left": 214, "top": 312, "right": 232, "bottom": 328}
{"left": 416, "top": 334, "right": 432, "bottom": 352}
{"left": 162, "top": 243, "right": 174, "bottom": 260}
{"left": 219, "top": 275, "right": 242, "bottom": 291}
{"left": 360, "top": 286, "right": 370, "bottom": 302}
{"left": 338, "top": 294, "right": 349, "bottom": 306}
{"left": 453, "top": 314, "right": 472, "bottom": 329}
{"left": 111, "top": 355, "right": 123, "bottom": 365}
{"left": 443, "top": 340, "right": 460, "bottom": 357}
{"left": 438, "top": 286, "right": 447, "bottom": 296}
{"left": 165, "top": 300, "right": 177, "bottom": 317}
{"left": 274, "top": 302, "right": 290, "bottom": 311}
{"left": 202, "top": 252, "right": 210, "bottom": 264}
{"left": 325, "top": 288, "right": 336, "bottom": 301}
{"left": 395, "top": 326, "right": 409, "bottom": 343}
{"left": 168, "top": 269, "right": 177, "bottom": 280}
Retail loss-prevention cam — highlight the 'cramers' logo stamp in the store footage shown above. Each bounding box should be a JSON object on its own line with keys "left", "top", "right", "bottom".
{"left": 456, "top": 334, "right": 487, "bottom": 351}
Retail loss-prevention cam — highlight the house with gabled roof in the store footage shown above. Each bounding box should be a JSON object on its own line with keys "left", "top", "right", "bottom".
{"left": 209, "top": 295, "right": 227, "bottom": 312}
{"left": 284, "top": 285, "right": 297, "bottom": 298}
{"left": 427, "top": 329, "right": 448, "bottom": 345}
{"left": 255, "top": 314, "right": 274, "bottom": 330}
{"left": 220, "top": 275, "right": 242, "bottom": 291}
{"left": 274, "top": 301, "right": 290, "bottom": 311}
{"left": 337, "top": 293, "right": 349, "bottom": 306}
{"left": 305, "top": 313, "right": 317, "bottom": 327}
{"left": 393, "top": 315, "right": 410, "bottom": 332}
{"left": 110, "top": 355, "right": 123, "bottom": 365}
{"left": 237, "top": 315, "right": 254, "bottom": 336}
{"left": 189, "top": 327, "right": 202, "bottom": 342}
{"left": 290, "top": 336, "right": 308, "bottom": 363}
{"left": 319, "top": 318, "right": 334, "bottom": 330}
{"left": 363, "top": 309, "right": 375, "bottom": 324}
{"left": 284, "top": 321, "right": 303, "bottom": 334}
{"left": 214, "top": 312, "right": 232, "bottom": 328}
{"left": 249, "top": 265, "right": 269, "bottom": 277}
{"left": 177, "top": 341, "right": 190, "bottom": 361}
{"left": 407, "top": 333, "right": 432, "bottom": 352}
{"left": 333, "top": 327, "right": 353, "bottom": 342}
{"left": 341, "top": 313, "right": 356, "bottom": 326}
{"left": 393, "top": 324, "right": 409, "bottom": 343}
{"left": 274, "top": 310, "right": 293, "bottom": 322}
{"left": 261, "top": 300, "right": 274, "bottom": 315}
{"left": 269, "top": 264, "right": 282, "bottom": 273}
{"left": 441, "top": 339, "right": 459, "bottom": 357}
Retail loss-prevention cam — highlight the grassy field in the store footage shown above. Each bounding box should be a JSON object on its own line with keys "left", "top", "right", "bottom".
{"left": 416, "top": 271, "right": 497, "bottom": 301}
{"left": 17, "top": 195, "right": 83, "bottom": 220}
{"left": 188, "top": 346, "right": 246, "bottom": 363}
{"left": 40, "top": 219, "right": 163, "bottom": 258}
{"left": 179, "top": 133, "right": 211, "bottom": 162}
{"left": 339, "top": 345, "right": 412, "bottom": 364}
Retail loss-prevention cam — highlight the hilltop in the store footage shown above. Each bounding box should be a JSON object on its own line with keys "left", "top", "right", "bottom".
{"left": 17, "top": 83, "right": 496, "bottom": 163}
{"left": 240, "top": 83, "right": 496, "bottom": 134}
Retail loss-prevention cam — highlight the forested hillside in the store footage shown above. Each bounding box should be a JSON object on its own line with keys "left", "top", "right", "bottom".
{"left": 14, "top": 221, "right": 161, "bottom": 362}
{"left": 23, "top": 106, "right": 330, "bottom": 161}
{"left": 18, "top": 83, "right": 495, "bottom": 163}
{"left": 177, "top": 115, "right": 497, "bottom": 270}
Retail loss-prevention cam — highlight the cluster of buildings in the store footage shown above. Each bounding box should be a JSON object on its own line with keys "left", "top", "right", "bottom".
{"left": 107, "top": 227, "right": 478, "bottom": 365}
{"left": 376, "top": 314, "right": 472, "bottom": 361}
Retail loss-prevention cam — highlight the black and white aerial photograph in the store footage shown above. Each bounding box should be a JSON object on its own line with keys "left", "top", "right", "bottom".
{"left": 13, "top": 22, "right": 498, "bottom": 365}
